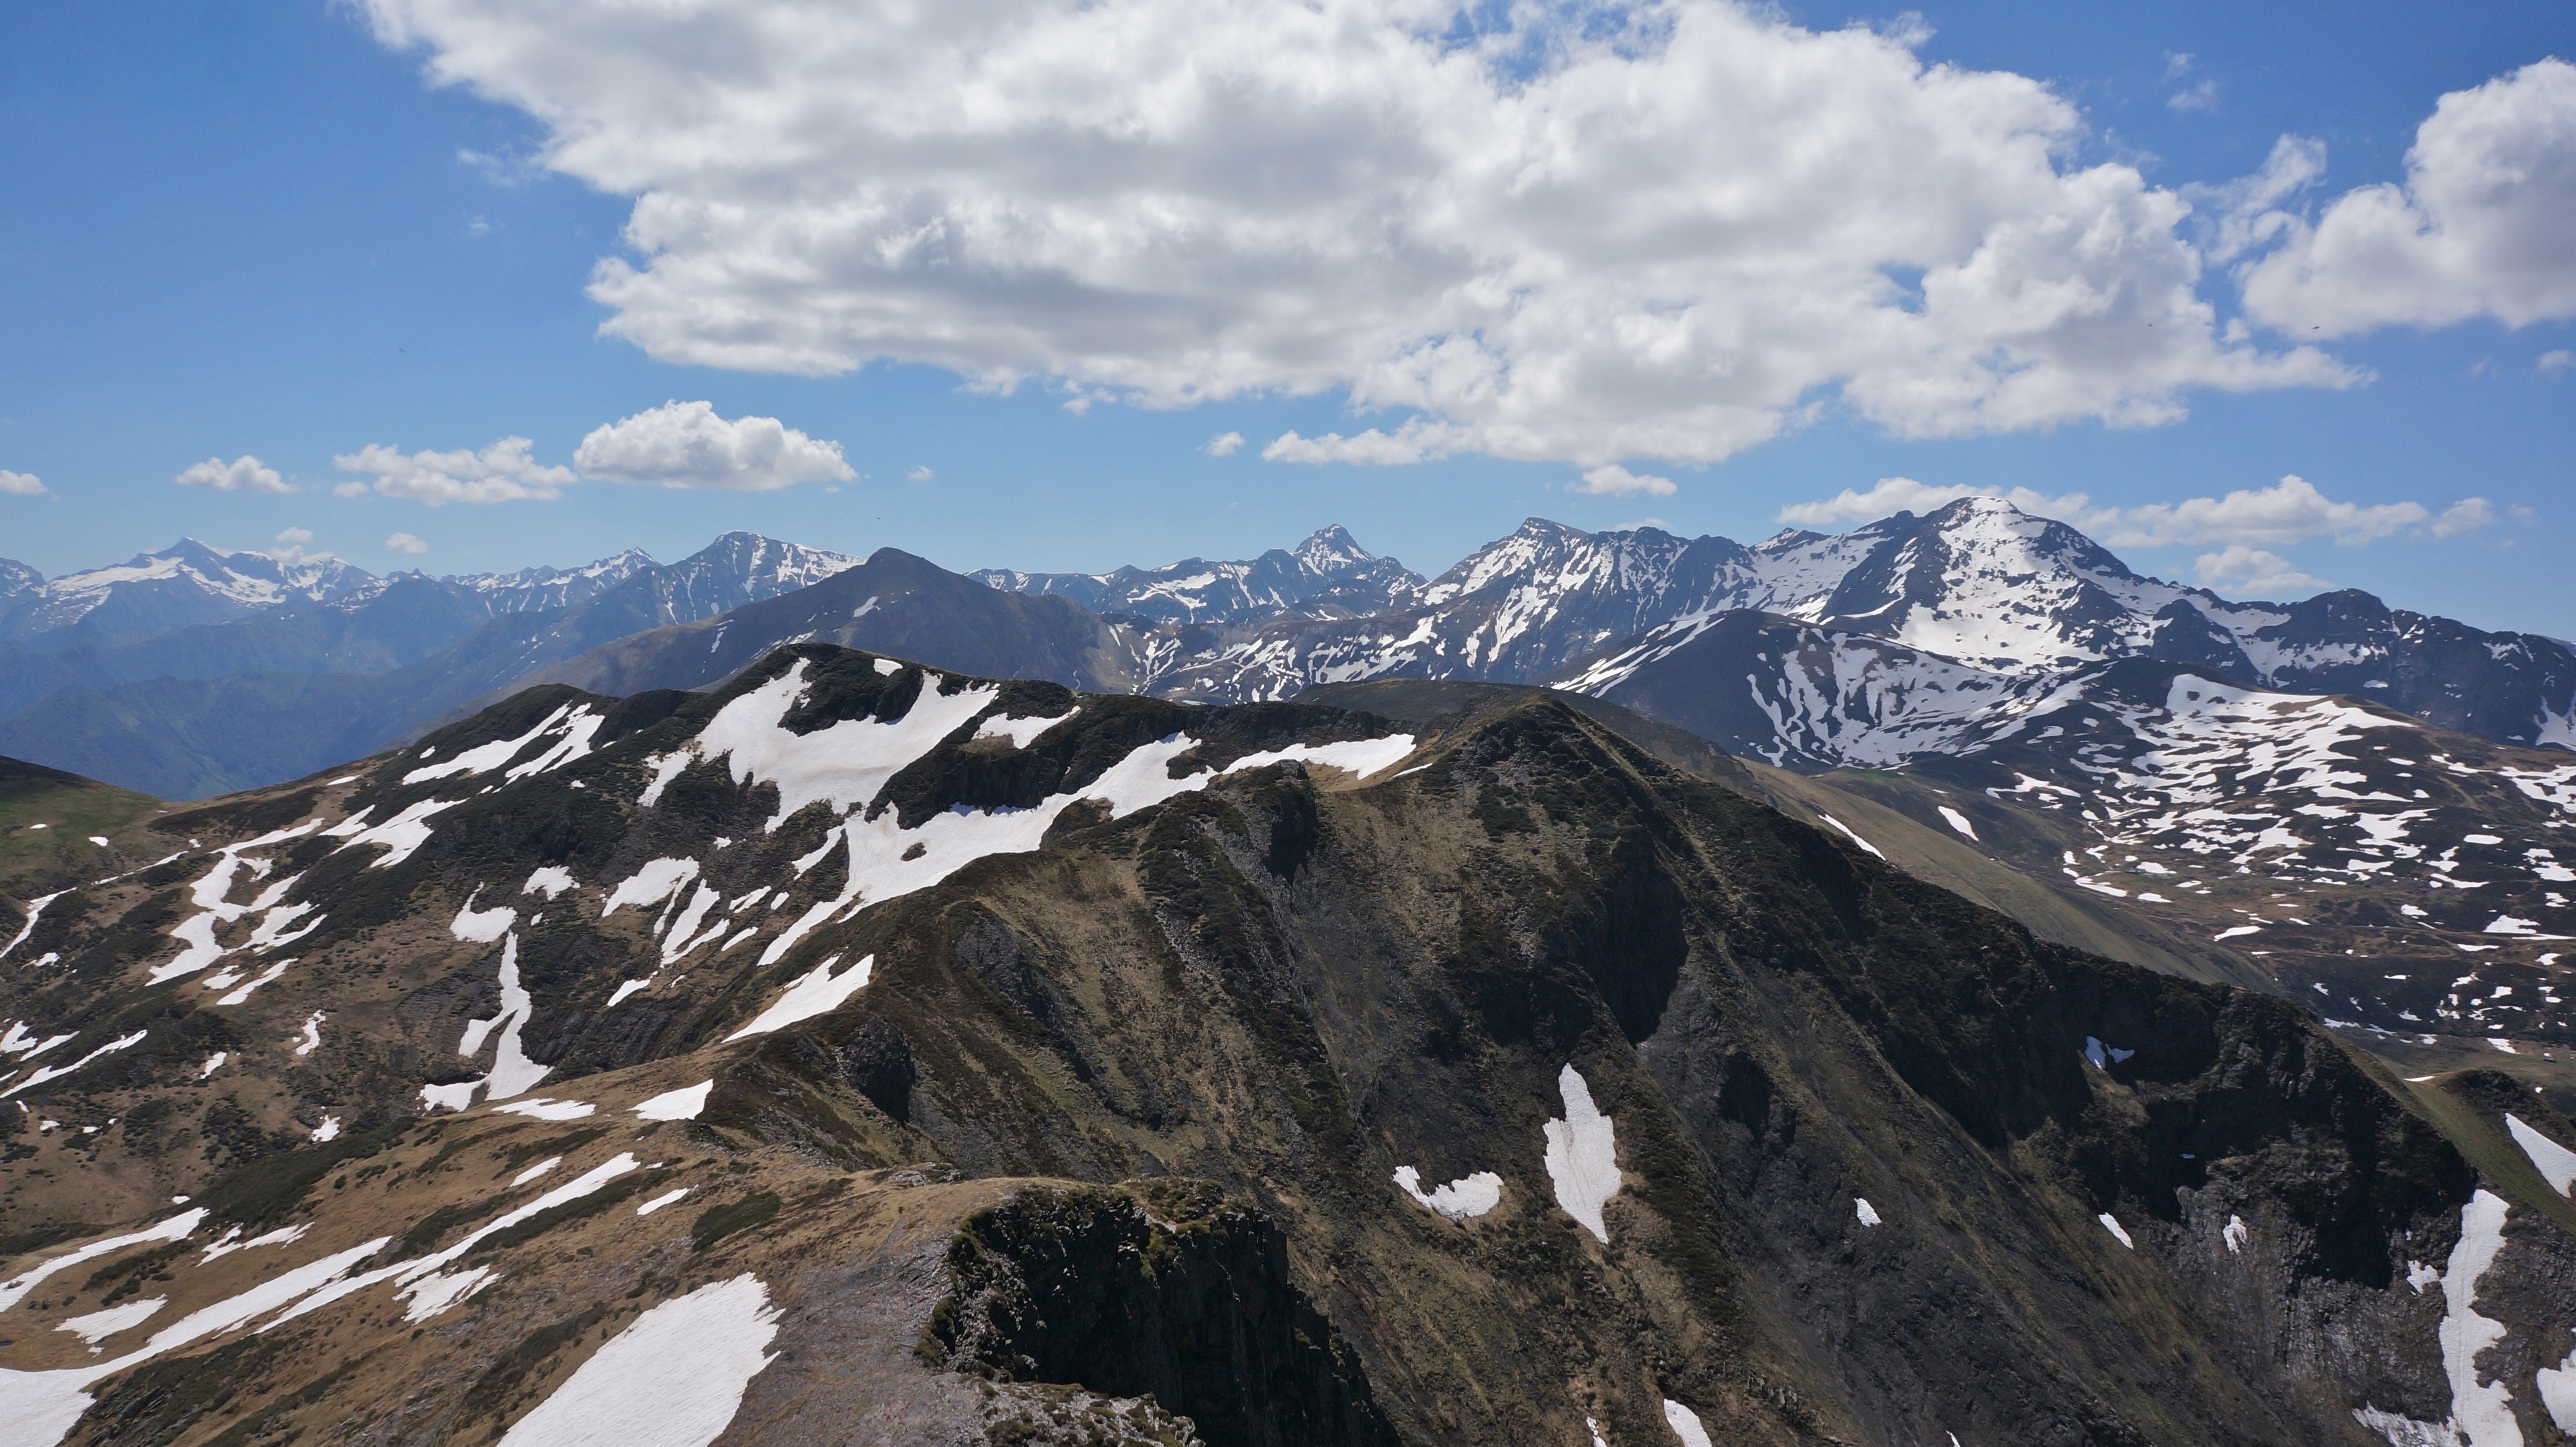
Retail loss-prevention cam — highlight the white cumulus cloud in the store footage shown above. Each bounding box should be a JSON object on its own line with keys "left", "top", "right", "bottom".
{"left": 572, "top": 400, "right": 853, "bottom": 491}
{"left": 905, "top": 465, "right": 934, "bottom": 483}
{"left": 335, "top": 437, "right": 575, "bottom": 505}
{"left": 2082, "top": 475, "right": 2428, "bottom": 548}
{"left": 1779, "top": 473, "right": 2483, "bottom": 550}
{"left": 2431, "top": 498, "right": 2499, "bottom": 537}
{"left": 385, "top": 532, "right": 432, "bottom": 554}
{"left": 0, "top": 470, "right": 43, "bottom": 497}
{"left": 354, "top": 0, "right": 2355, "bottom": 467}
{"left": 1204, "top": 431, "right": 1246, "bottom": 458}
{"left": 2169, "top": 79, "right": 2220, "bottom": 114}
{"left": 1572, "top": 465, "right": 1676, "bottom": 498}
{"left": 2194, "top": 545, "right": 2332, "bottom": 597}
{"left": 1776, "top": 477, "right": 2088, "bottom": 527}
{"left": 2236, "top": 59, "right": 2576, "bottom": 337}
{"left": 2541, "top": 349, "right": 2574, "bottom": 376}
{"left": 175, "top": 455, "right": 293, "bottom": 494}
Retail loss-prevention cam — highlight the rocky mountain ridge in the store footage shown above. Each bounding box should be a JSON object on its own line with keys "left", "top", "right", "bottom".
{"left": 3, "top": 645, "right": 2575, "bottom": 1443}
{"left": 969, "top": 525, "right": 1425, "bottom": 627}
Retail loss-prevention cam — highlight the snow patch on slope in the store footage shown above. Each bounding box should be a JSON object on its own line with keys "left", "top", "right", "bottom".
{"left": 1542, "top": 1064, "right": 1619, "bottom": 1243}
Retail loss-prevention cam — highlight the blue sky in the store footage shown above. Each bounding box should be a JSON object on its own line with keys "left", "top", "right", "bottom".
{"left": 1, "top": 0, "right": 2570, "bottom": 634}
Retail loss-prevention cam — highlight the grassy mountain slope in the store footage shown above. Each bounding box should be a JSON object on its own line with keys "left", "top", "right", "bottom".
{"left": 0, "top": 649, "right": 2572, "bottom": 1444}
{"left": 0, "top": 758, "right": 159, "bottom": 892}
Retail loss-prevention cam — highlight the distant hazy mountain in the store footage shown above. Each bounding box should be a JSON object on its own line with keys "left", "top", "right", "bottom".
{"left": 0, "top": 532, "right": 857, "bottom": 797}
{"left": 968, "top": 524, "right": 1424, "bottom": 625}
{"left": 14, "top": 501, "right": 2572, "bottom": 800}
{"left": 0, "top": 538, "right": 378, "bottom": 646}
{"left": 487, "top": 546, "right": 1149, "bottom": 703}
{"left": 444, "top": 546, "right": 657, "bottom": 613}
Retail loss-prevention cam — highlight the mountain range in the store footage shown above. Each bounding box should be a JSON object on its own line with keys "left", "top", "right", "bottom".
{"left": 3, "top": 644, "right": 2576, "bottom": 1443}
{"left": 0, "top": 534, "right": 856, "bottom": 798}
{"left": 7, "top": 490, "right": 2576, "bottom": 1440}
{"left": 6, "top": 501, "right": 2571, "bottom": 803}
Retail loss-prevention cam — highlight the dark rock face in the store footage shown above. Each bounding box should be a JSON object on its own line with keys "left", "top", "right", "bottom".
{"left": 931, "top": 1183, "right": 1397, "bottom": 1447}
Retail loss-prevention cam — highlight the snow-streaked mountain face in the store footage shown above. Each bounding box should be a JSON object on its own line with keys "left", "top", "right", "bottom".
{"left": 447, "top": 548, "right": 657, "bottom": 613}
{"left": 1921, "top": 665, "right": 2576, "bottom": 1051}
{"left": 1, "top": 539, "right": 381, "bottom": 643}
{"left": 627, "top": 531, "right": 860, "bottom": 626}
{"left": 0, "top": 558, "right": 41, "bottom": 605}
{"left": 1557, "top": 611, "right": 2069, "bottom": 770}
{"left": 1568, "top": 608, "right": 2576, "bottom": 1033}
{"left": 1104, "top": 500, "right": 2575, "bottom": 755}
{"left": 971, "top": 524, "right": 1424, "bottom": 626}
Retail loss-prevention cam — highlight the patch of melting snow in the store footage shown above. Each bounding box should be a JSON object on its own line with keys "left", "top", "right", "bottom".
{"left": 2224, "top": 1215, "right": 2249, "bottom": 1255}
{"left": 2082, "top": 1037, "right": 2134, "bottom": 1070}
{"left": 605, "top": 979, "right": 651, "bottom": 1008}
{"left": 2, "top": 1030, "right": 149, "bottom": 1099}
{"left": 1817, "top": 813, "right": 1886, "bottom": 859}
{"left": 2097, "top": 1213, "right": 2133, "bottom": 1248}
{"left": 212, "top": 960, "right": 290, "bottom": 1006}
{"left": 510, "top": 1156, "right": 563, "bottom": 1187}
{"left": 725, "top": 954, "right": 874, "bottom": 1041}
{"left": 1855, "top": 1197, "right": 1881, "bottom": 1227}
{"left": 396, "top": 1265, "right": 499, "bottom": 1322}
{"left": 293, "top": 1012, "right": 325, "bottom": 1056}
{"left": 636, "top": 1186, "right": 693, "bottom": 1217}
{"left": 147, "top": 824, "right": 324, "bottom": 984}
{"left": 1542, "top": 1065, "right": 1619, "bottom": 1243}
{"left": 523, "top": 865, "right": 576, "bottom": 900}
{"left": 635, "top": 1081, "right": 714, "bottom": 1121}
{"left": 495, "top": 1273, "right": 781, "bottom": 1447}
{"left": 2486, "top": 915, "right": 2570, "bottom": 938}
{"left": 450, "top": 889, "right": 518, "bottom": 943}
{"left": 0, "top": 1211, "right": 206, "bottom": 1312}
{"left": 2359, "top": 1190, "right": 2519, "bottom": 1447}
{"left": 1936, "top": 805, "right": 1978, "bottom": 840}
{"left": 602, "top": 858, "right": 701, "bottom": 918}
{"left": 492, "top": 1097, "right": 595, "bottom": 1121}
{"left": 1, "top": 1023, "right": 74, "bottom": 1060}
{"left": 1586, "top": 1417, "right": 1608, "bottom": 1447}
{"left": 1662, "top": 1398, "right": 1714, "bottom": 1447}
{"left": 404, "top": 703, "right": 599, "bottom": 785}
{"left": 309, "top": 1115, "right": 340, "bottom": 1143}
{"left": 1392, "top": 1166, "right": 1502, "bottom": 1221}
{"left": 420, "top": 934, "right": 549, "bottom": 1110}
{"left": 2506, "top": 1114, "right": 2576, "bottom": 1197}
{"left": 266, "top": 1156, "right": 640, "bottom": 1332}
{"left": 57, "top": 1297, "right": 164, "bottom": 1345}
{"left": 0, "top": 1226, "right": 391, "bottom": 1447}
{"left": 752, "top": 727, "right": 1415, "bottom": 970}
{"left": 197, "top": 1052, "right": 225, "bottom": 1078}
{"left": 674, "top": 660, "right": 1006, "bottom": 831}
{"left": 1, "top": 891, "right": 68, "bottom": 962}
{"left": 199, "top": 1223, "right": 307, "bottom": 1262}
{"left": 974, "top": 706, "right": 1080, "bottom": 748}
{"left": 2540, "top": 1349, "right": 2576, "bottom": 1435}
{"left": 327, "top": 797, "right": 458, "bottom": 870}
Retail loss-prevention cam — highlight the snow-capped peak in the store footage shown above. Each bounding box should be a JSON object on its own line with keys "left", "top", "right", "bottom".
{"left": 1291, "top": 525, "right": 1377, "bottom": 573}
{"left": 6, "top": 538, "right": 380, "bottom": 639}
